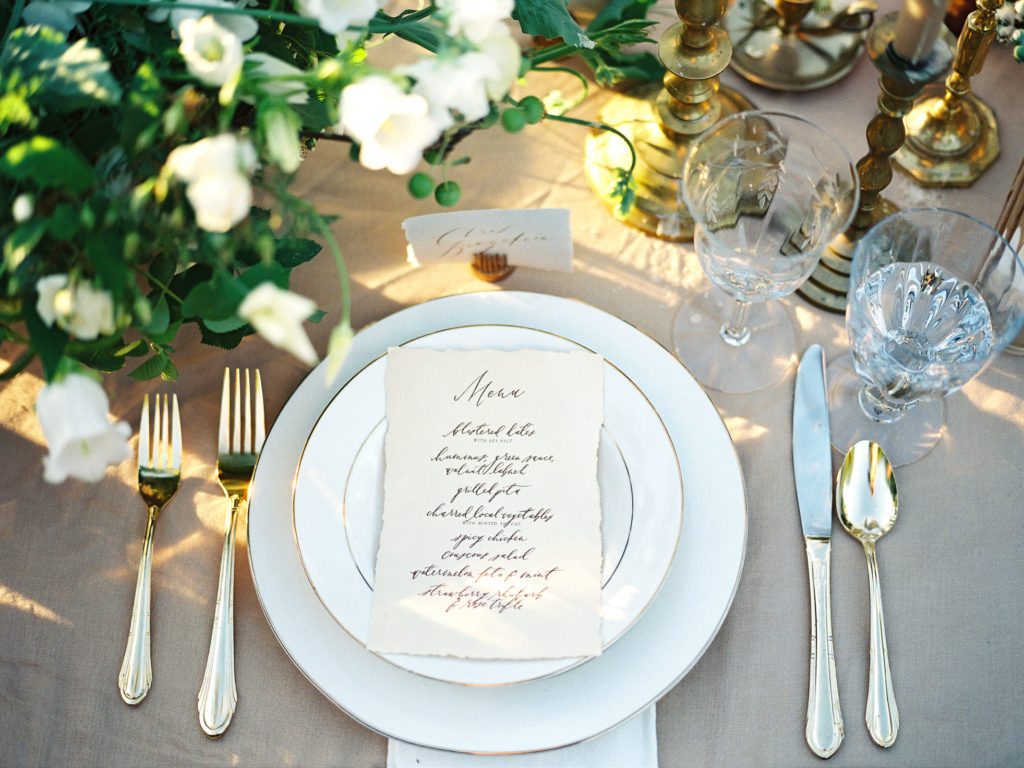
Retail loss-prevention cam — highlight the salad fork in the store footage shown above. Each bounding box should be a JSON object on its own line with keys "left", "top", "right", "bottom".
{"left": 198, "top": 368, "right": 264, "bottom": 737}
{"left": 119, "top": 393, "right": 182, "bottom": 705}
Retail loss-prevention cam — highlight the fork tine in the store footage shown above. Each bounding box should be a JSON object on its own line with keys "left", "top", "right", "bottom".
{"left": 218, "top": 368, "right": 230, "bottom": 454}
{"left": 233, "top": 369, "right": 241, "bottom": 454}
{"left": 152, "top": 393, "right": 163, "bottom": 470}
{"left": 138, "top": 394, "right": 150, "bottom": 470}
{"left": 254, "top": 370, "right": 266, "bottom": 453}
{"left": 244, "top": 369, "right": 252, "bottom": 454}
{"left": 161, "top": 393, "right": 170, "bottom": 469}
{"left": 171, "top": 394, "right": 182, "bottom": 470}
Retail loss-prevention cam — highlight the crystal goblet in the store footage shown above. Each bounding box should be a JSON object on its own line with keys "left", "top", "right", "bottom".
{"left": 829, "top": 208, "right": 1024, "bottom": 466}
{"left": 676, "top": 111, "right": 859, "bottom": 393}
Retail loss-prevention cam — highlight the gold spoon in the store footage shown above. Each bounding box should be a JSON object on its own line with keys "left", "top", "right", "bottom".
{"left": 836, "top": 440, "right": 900, "bottom": 748}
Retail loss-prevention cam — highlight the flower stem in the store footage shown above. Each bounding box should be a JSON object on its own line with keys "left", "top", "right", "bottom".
{"left": 544, "top": 113, "right": 636, "bottom": 176}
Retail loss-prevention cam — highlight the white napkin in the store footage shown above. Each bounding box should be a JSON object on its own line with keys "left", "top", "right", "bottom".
{"left": 387, "top": 704, "right": 658, "bottom": 768}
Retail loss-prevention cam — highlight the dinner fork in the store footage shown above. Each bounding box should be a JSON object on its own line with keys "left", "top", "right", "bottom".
{"left": 198, "top": 368, "right": 264, "bottom": 737}
{"left": 119, "top": 393, "right": 182, "bottom": 705}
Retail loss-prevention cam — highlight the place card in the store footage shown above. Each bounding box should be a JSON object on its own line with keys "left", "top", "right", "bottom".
{"left": 403, "top": 208, "right": 573, "bottom": 271}
{"left": 368, "top": 347, "right": 604, "bottom": 660}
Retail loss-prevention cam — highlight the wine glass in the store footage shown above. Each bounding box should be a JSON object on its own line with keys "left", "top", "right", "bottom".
{"left": 829, "top": 208, "right": 1024, "bottom": 466}
{"left": 677, "top": 110, "right": 859, "bottom": 393}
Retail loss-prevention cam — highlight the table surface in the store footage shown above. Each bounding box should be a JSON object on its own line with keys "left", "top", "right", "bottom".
{"left": 2, "top": 3, "right": 1022, "bottom": 766}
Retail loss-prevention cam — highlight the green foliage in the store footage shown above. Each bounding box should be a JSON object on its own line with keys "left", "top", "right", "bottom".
{"left": 513, "top": 0, "right": 592, "bottom": 48}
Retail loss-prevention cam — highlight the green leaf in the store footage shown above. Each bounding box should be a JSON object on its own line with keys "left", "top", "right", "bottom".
{"left": 75, "top": 347, "right": 126, "bottom": 373}
{"left": 291, "top": 98, "right": 334, "bottom": 132}
{"left": 3, "top": 220, "right": 46, "bottom": 271}
{"left": 588, "top": 0, "right": 657, "bottom": 30}
{"left": 274, "top": 237, "right": 321, "bottom": 269}
{"left": 202, "top": 314, "right": 248, "bottom": 333}
{"left": 1, "top": 27, "right": 122, "bottom": 111}
{"left": 0, "top": 136, "right": 94, "bottom": 193}
{"left": 24, "top": 306, "right": 67, "bottom": 380}
{"left": 241, "top": 261, "right": 289, "bottom": 289}
{"left": 141, "top": 296, "right": 169, "bottom": 335}
{"left": 513, "top": 0, "right": 592, "bottom": 47}
{"left": 85, "top": 231, "right": 127, "bottom": 298}
{"left": 129, "top": 353, "right": 167, "bottom": 381}
{"left": 147, "top": 320, "right": 181, "bottom": 346}
{"left": 199, "top": 322, "right": 252, "bottom": 350}
{"left": 308, "top": 309, "right": 326, "bottom": 324}
{"left": 160, "top": 357, "right": 178, "bottom": 382}
{"left": 180, "top": 271, "right": 247, "bottom": 320}
{"left": 45, "top": 203, "right": 81, "bottom": 242}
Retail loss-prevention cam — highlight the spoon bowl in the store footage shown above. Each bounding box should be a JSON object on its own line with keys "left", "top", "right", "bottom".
{"left": 836, "top": 440, "right": 898, "bottom": 543}
{"left": 836, "top": 439, "right": 900, "bottom": 748}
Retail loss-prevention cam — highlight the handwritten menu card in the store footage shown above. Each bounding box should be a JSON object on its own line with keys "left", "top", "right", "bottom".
{"left": 367, "top": 348, "right": 604, "bottom": 660}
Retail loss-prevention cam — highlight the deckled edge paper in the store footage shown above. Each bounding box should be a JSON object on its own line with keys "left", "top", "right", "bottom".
{"left": 403, "top": 208, "right": 573, "bottom": 271}
{"left": 368, "top": 348, "right": 604, "bottom": 660}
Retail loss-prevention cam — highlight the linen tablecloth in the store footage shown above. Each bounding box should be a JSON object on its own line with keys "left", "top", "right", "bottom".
{"left": 1, "top": 2, "right": 1022, "bottom": 765}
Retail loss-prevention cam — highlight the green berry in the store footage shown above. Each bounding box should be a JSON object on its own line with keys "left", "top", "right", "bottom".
{"left": 520, "top": 96, "right": 544, "bottom": 124}
{"left": 423, "top": 148, "right": 444, "bottom": 165}
{"left": 348, "top": 142, "right": 360, "bottom": 162}
{"left": 434, "top": 181, "right": 461, "bottom": 207}
{"left": 502, "top": 108, "right": 526, "bottom": 133}
{"left": 408, "top": 172, "right": 433, "bottom": 199}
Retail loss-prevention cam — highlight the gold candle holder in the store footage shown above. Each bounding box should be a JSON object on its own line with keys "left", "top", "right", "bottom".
{"left": 797, "top": 12, "right": 954, "bottom": 313}
{"left": 724, "top": 0, "right": 876, "bottom": 92}
{"left": 892, "top": 0, "right": 1001, "bottom": 187}
{"left": 584, "top": 0, "right": 755, "bottom": 241}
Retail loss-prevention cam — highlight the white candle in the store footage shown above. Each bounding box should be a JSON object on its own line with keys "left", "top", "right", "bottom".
{"left": 891, "top": 0, "right": 949, "bottom": 64}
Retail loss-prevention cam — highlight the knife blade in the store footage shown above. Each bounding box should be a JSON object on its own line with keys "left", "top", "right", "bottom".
{"left": 793, "top": 344, "right": 844, "bottom": 759}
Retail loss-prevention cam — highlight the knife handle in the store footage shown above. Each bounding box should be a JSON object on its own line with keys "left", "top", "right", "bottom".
{"left": 805, "top": 538, "right": 844, "bottom": 759}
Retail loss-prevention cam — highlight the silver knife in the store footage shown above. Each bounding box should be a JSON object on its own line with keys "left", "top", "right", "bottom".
{"left": 793, "top": 344, "right": 844, "bottom": 759}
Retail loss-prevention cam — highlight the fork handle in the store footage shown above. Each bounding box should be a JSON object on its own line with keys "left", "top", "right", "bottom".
{"left": 198, "top": 494, "right": 241, "bottom": 738}
{"left": 119, "top": 504, "right": 159, "bottom": 705}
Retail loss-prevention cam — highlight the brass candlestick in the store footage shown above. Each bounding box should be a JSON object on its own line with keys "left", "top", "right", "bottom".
{"left": 584, "top": 0, "right": 755, "bottom": 240}
{"left": 892, "top": 0, "right": 1001, "bottom": 186}
{"left": 724, "top": 0, "right": 876, "bottom": 92}
{"left": 797, "top": 12, "right": 954, "bottom": 313}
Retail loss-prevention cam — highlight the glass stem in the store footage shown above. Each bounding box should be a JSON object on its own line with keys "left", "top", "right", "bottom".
{"left": 720, "top": 299, "right": 752, "bottom": 347}
{"left": 858, "top": 384, "right": 914, "bottom": 424}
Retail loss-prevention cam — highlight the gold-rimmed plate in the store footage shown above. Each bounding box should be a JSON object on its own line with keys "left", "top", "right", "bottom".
{"left": 292, "top": 324, "right": 683, "bottom": 686}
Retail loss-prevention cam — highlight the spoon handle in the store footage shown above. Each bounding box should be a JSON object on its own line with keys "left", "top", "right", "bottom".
{"left": 805, "top": 539, "right": 844, "bottom": 758}
{"left": 863, "top": 540, "right": 899, "bottom": 747}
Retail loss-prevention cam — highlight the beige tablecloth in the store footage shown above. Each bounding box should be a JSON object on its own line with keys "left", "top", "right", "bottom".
{"left": 2, "top": 3, "right": 1022, "bottom": 766}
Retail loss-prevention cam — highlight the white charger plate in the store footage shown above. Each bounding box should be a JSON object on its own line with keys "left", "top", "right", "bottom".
{"left": 247, "top": 291, "right": 747, "bottom": 754}
{"left": 293, "top": 325, "right": 683, "bottom": 686}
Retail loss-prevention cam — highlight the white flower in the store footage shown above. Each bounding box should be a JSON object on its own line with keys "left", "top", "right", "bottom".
{"left": 36, "top": 274, "right": 116, "bottom": 340}
{"left": 164, "top": 0, "right": 259, "bottom": 41}
{"left": 435, "top": 0, "right": 513, "bottom": 44}
{"left": 261, "top": 106, "right": 303, "bottom": 173}
{"left": 12, "top": 194, "right": 34, "bottom": 223}
{"left": 164, "top": 134, "right": 256, "bottom": 232}
{"left": 21, "top": 0, "right": 92, "bottom": 35}
{"left": 401, "top": 56, "right": 490, "bottom": 129}
{"left": 238, "top": 282, "right": 319, "bottom": 366}
{"left": 245, "top": 52, "right": 308, "bottom": 104}
{"left": 474, "top": 26, "right": 521, "bottom": 100}
{"left": 339, "top": 76, "right": 441, "bottom": 175}
{"left": 36, "top": 374, "right": 131, "bottom": 483}
{"left": 178, "top": 16, "right": 243, "bottom": 88}
{"left": 297, "top": 0, "right": 379, "bottom": 35}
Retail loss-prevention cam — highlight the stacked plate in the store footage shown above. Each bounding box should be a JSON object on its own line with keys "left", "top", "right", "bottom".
{"left": 248, "top": 291, "right": 747, "bottom": 754}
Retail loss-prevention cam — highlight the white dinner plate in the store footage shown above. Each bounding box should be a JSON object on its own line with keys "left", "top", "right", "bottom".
{"left": 248, "top": 291, "right": 747, "bottom": 754}
{"left": 293, "top": 325, "right": 683, "bottom": 686}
